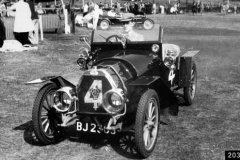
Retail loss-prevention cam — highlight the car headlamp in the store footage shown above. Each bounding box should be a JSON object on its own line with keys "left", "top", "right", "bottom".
{"left": 163, "top": 44, "right": 180, "bottom": 60}
{"left": 79, "top": 48, "right": 89, "bottom": 59}
{"left": 152, "top": 44, "right": 160, "bottom": 53}
{"left": 77, "top": 58, "right": 87, "bottom": 70}
{"left": 53, "top": 87, "right": 74, "bottom": 112}
{"left": 102, "top": 88, "right": 125, "bottom": 115}
{"left": 164, "top": 56, "right": 174, "bottom": 67}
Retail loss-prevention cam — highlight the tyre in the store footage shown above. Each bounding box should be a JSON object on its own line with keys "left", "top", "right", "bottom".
{"left": 184, "top": 61, "right": 197, "bottom": 106}
{"left": 143, "top": 19, "right": 154, "bottom": 30}
{"left": 135, "top": 89, "right": 160, "bottom": 158}
{"left": 32, "top": 83, "right": 63, "bottom": 144}
{"left": 99, "top": 20, "right": 110, "bottom": 30}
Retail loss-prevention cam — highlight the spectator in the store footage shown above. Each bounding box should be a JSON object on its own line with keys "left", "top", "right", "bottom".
{"left": 99, "top": 2, "right": 103, "bottom": 8}
{"left": 36, "top": 2, "right": 45, "bottom": 14}
{"left": 92, "top": 3, "right": 102, "bottom": 30}
{"left": 140, "top": 2, "right": 145, "bottom": 12}
{"left": 8, "top": 0, "right": 34, "bottom": 45}
{"left": 83, "top": 2, "right": 89, "bottom": 17}
{"left": 88, "top": 2, "right": 94, "bottom": 12}
{"left": 116, "top": 2, "right": 121, "bottom": 13}
{"left": 234, "top": 5, "right": 237, "bottom": 14}
{"left": 206, "top": 3, "right": 210, "bottom": 12}
{"left": 170, "top": 3, "right": 178, "bottom": 14}
{"left": 218, "top": 2, "right": 221, "bottom": 12}
{"left": 134, "top": 2, "right": 138, "bottom": 14}
{"left": 237, "top": 3, "right": 240, "bottom": 14}
{"left": 45, "top": 3, "right": 50, "bottom": 14}
{"left": 0, "top": 17, "right": 6, "bottom": 47}
{"left": 0, "top": 0, "right": 6, "bottom": 17}
{"left": 49, "top": 4, "right": 56, "bottom": 14}
{"left": 152, "top": 3, "right": 156, "bottom": 14}
{"left": 27, "top": 0, "right": 39, "bottom": 44}
{"left": 104, "top": 3, "right": 109, "bottom": 8}
{"left": 159, "top": 4, "right": 165, "bottom": 14}
{"left": 83, "top": 3, "right": 103, "bottom": 30}
{"left": 200, "top": 1, "right": 204, "bottom": 15}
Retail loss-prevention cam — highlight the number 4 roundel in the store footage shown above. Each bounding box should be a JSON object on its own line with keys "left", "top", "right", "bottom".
{"left": 84, "top": 80, "right": 103, "bottom": 110}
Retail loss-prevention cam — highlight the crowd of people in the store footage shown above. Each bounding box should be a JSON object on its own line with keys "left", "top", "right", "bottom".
{"left": 2, "top": 0, "right": 240, "bottom": 47}
{"left": 83, "top": 1, "right": 158, "bottom": 15}
{"left": 81, "top": 1, "right": 240, "bottom": 15}
{"left": 80, "top": 1, "right": 158, "bottom": 30}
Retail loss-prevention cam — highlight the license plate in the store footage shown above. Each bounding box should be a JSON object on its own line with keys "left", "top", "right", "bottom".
{"left": 76, "top": 122, "right": 115, "bottom": 134}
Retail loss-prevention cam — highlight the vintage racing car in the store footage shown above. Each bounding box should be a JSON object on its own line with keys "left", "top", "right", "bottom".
{"left": 26, "top": 24, "right": 198, "bottom": 158}
{"left": 98, "top": 13, "right": 154, "bottom": 30}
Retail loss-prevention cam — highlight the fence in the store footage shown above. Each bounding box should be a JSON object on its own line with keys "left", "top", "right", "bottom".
{"left": 3, "top": 14, "right": 61, "bottom": 40}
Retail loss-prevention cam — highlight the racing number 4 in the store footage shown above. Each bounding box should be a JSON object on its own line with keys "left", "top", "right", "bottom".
{"left": 84, "top": 80, "right": 103, "bottom": 110}
{"left": 168, "top": 70, "right": 175, "bottom": 84}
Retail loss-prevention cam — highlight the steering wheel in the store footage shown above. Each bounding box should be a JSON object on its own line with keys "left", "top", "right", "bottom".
{"left": 106, "top": 35, "right": 131, "bottom": 43}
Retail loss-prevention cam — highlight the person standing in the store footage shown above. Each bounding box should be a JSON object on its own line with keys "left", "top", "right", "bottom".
{"left": 92, "top": 3, "right": 103, "bottom": 30}
{"left": 116, "top": 2, "right": 121, "bottom": 13}
{"left": 0, "top": 0, "right": 6, "bottom": 17}
{"left": 83, "top": 2, "right": 89, "bottom": 17}
{"left": 83, "top": 3, "right": 102, "bottom": 30}
{"left": 27, "top": 0, "right": 39, "bottom": 44}
{"left": 0, "top": 17, "right": 6, "bottom": 47}
{"left": 8, "top": 0, "right": 34, "bottom": 45}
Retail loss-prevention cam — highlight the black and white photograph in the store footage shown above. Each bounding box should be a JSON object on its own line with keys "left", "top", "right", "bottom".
{"left": 0, "top": 0, "right": 240, "bottom": 159}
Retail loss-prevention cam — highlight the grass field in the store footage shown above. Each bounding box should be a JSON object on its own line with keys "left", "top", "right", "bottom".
{"left": 1, "top": 13, "right": 240, "bottom": 160}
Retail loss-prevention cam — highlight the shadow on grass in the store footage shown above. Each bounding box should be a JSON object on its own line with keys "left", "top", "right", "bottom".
{"left": 67, "top": 131, "right": 143, "bottom": 159}
{"left": 109, "top": 131, "right": 144, "bottom": 159}
{"left": 13, "top": 121, "right": 46, "bottom": 146}
{"left": 174, "top": 92, "right": 190, "bottom": 107}
{"left": 13, "top": 121, "right": 145, "bottom": 159}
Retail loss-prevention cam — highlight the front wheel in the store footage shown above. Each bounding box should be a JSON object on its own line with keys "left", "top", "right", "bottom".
{"left": 32, "top": 83, "right": 64, "bottom": 144}
{"left": 135, "top": 89, "right": 160, "bottom": 158}
{"left": 184, "top": 61, "right": 197, "bottom": 105}
{"left": 143, "top": 19, "right": 154, "bottom": 30}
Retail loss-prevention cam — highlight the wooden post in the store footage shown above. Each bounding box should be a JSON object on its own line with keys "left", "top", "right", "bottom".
{"left": 64, "top": 8, "right": 69, "bottom": 34}
{"left": 39, "top": 15, "right": 43, "bottom": 40}
{"left": 71, "top": 0, "right": 75, "bottom": 33}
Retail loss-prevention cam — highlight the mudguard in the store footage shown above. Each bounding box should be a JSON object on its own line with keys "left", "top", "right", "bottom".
{"left": 98, "top": 18, "right": 111, "bottom": 25}
{"left": 128, "top": 76, "right": 179, "bottom": 116}
{"left": 25, "top": 76, "right": 75, "bottom": 89}
{"left": 178, "top": 50, "right": 199, "bottom": 87}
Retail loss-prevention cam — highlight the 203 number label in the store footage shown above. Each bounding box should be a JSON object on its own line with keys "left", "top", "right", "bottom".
{"left": 225, "top": 151, "right": 240, "bottom": 159}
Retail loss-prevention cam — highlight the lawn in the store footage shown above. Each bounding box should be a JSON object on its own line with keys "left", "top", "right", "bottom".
{"left": 1, "top": 13, "right": 240, "bottom": 160}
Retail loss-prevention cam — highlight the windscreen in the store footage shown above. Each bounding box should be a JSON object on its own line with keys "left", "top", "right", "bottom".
{"left": 93, "top": 23, "right": 161, "bottom": 43}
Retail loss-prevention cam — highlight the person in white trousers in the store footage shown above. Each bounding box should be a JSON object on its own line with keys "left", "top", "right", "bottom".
{"left": 83, "top": 3, "right": 102, "bottom": 30}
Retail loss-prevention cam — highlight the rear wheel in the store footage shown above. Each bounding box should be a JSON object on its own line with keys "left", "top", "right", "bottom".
{"left": 32, "top": 83, "right": 63, "bottom": 144}
{"left": 135, "top": 89, "right": 159, "bottom": 158}
{"left": 184, "top": 61, "right": 197, "bottom": 105}
{"left": 143, "top": 19, "right": 154, "bottom": 30}
{"left": 99, "top": 20, "right": 110, "bottom": 30}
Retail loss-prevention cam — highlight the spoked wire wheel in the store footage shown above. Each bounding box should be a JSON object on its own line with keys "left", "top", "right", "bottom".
{"left": 32, "top": 83, "right": 63, "bottom": 144}
{"left": 135, "top": 89, "right": 159, "bottom": 158}
{"left": 184, "top": 61, "right": 197, "bottom": 105}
